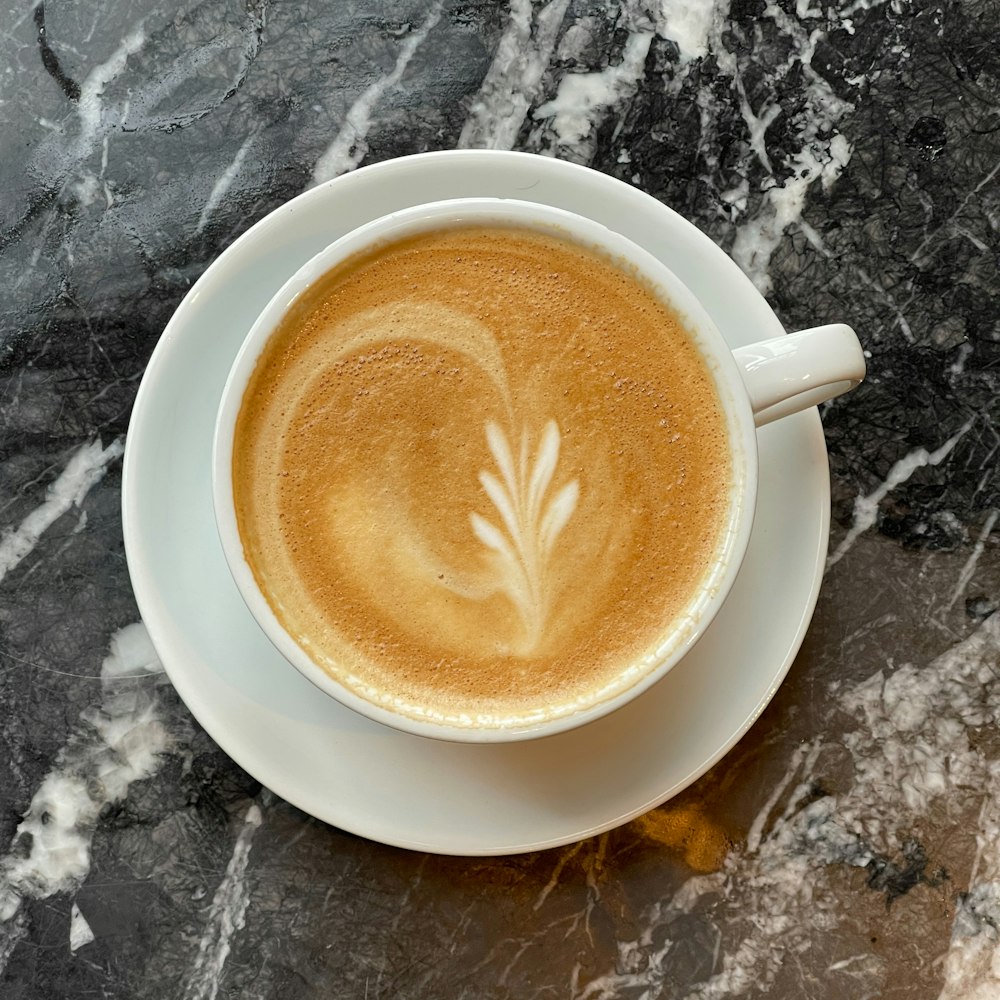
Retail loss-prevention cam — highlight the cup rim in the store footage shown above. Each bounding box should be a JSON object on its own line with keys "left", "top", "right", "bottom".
{"left": 212, "top": 197, "right": 758, "bottom": 743}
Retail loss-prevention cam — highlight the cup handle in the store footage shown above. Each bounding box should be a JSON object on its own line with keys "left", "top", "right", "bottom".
{"left": 732, "top": 324, "right": 866, "bottom": 428}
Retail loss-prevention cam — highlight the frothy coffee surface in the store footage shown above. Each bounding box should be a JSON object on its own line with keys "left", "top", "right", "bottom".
{"left": 233, "top": 225, "right": 731, "bottom": 727}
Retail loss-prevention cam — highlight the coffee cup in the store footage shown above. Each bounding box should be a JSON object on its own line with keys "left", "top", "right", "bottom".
{"left": 212, "top": 197, "right": 864, "bottom": 743}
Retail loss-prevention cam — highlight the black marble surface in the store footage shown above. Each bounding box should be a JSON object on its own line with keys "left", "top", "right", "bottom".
{"left": 2, "top": 1, "right": 999, "bottom": 997}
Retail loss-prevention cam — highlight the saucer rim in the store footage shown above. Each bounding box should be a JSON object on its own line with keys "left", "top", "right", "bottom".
{"left": 123, "top": 149, "right": 829, "bottom": 855}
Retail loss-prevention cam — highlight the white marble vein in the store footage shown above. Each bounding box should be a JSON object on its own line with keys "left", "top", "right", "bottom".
{"left": 654, "top": 0, "right": 717, "bottom": 62}
{"left": 938, "top": 774, "right": 1000, "bottom": 1000}
{"left": 532, "top": 10, "right": 654, "bottom": 160}
{"left": 197, "top": 135, "right": 254, "bottom": 233}
{"left": 534, "top": 841, "right": 585, "bottom": 911}
{"left": 488, "top": 0, "right": 874, "bottom": 293}
{"left": 947, "top": 510, "right": 999, "bottom": 611}
{"left": 458, "top": 0, "right": 570, "bottom": 150}
{"left": 182, "top": 802, "right": 264, "bottom": 1000}
{"left": 909, "top": 156, "right": 1000, "bottom": 267}
{"left": 0, "top": 624, "right": 168, "bottom": 973}
{"left": 0, "top": 910, "right": 27, "bottom": 975}
{"left": 730, "top": 138, "right": 852, "bottom": 293}
{"left": 23, "top": 22, "right": 148, "bottom": 207}
{"left": 856, "top": 265, "right": 915, "bottom": 342}
{"left": 30, "top": 8, "right": 264, "bottom": 210}
{"left": 75, "top": 26, "right": 147, "bottom": 156}
{"left": 827, "top": 418, "right": 975, "bottom": 569}
{"left": 725, "top": 2, "right": 861, "bottom": 294}
{"left": 119, "top": 37, "right": 233, "bottom": 130}
{"left": 577, "top": 613, "right": 1000, "bottom": 998}
{"left": 311, "top": 3, "right": 444, "bottom": 185}
{"left": 69, "top": 902, "right": 95, "bottom": 954}
{"left": 0, "top": 437, "right": 124, "bottom": 583}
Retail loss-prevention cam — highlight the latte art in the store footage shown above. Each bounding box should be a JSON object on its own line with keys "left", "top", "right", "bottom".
{"left": 233, "top": 225, "right": 731, "bottom": 727}
{"left": 461, "top": 420, "right": 579, "bottom": 655}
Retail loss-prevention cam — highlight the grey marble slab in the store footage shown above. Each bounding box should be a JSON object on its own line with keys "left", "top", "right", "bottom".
{"left": 1, "top": 1, "right": 998, "bottom": 997}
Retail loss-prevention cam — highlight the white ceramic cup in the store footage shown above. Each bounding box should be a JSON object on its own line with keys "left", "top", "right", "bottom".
{"left": 212, "top": 198, "right": 865, "bottom": 743}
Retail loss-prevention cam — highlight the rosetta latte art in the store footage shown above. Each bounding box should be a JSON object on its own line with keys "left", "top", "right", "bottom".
{"left": 463, "top": 420, "right": 579, "bottom": 654}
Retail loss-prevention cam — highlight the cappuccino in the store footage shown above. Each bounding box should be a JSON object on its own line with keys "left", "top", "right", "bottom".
{"left": 232, "top": 224, "right": 730, "bottom": 727}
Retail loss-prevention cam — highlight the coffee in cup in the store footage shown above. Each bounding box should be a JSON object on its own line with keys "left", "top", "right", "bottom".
{"left": 230, "top": 221, "right": 732, "bottom": 730}
{"left": 214, "top": 198, "right": 864, "bottom": 741}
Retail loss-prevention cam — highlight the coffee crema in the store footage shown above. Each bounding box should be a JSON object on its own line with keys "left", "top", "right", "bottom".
{"left": 232, "top": 224, "right": 731, "bottom": 727}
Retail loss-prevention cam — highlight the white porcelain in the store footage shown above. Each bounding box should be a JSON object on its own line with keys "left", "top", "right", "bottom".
{"left": 212, "top": 197, "right": 863, "bottom": 741}
{"left": 124, "top": 150, "right": 832, "bottom": 853}
{"left": 733, "top": 324, "right": 864, "bottom": 426}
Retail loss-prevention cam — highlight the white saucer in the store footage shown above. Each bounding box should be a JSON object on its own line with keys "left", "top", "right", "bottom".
{"left": 123, "top": 151, "right": 830, "bottom": 856}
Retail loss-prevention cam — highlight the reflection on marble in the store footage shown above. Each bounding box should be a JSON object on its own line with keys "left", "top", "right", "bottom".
{"left": 1, "top": 0, "right": 998, "bottom": 997}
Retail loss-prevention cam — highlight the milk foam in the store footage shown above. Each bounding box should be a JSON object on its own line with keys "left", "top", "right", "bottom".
{"left": 464, "top": 419, "right": 579, "bottom": 654}
{"left": 233, "top": 226, "right": 731, "bottom": 727}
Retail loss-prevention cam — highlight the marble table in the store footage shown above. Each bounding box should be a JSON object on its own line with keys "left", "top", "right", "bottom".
{"left": 2, "top": 1, "right": 998, "bottom": 997}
